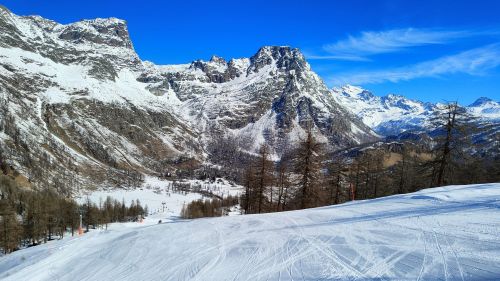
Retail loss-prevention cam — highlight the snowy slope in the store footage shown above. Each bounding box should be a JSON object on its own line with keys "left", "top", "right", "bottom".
{"left": 1, "top": 183, "right": 499, "bottom": 280}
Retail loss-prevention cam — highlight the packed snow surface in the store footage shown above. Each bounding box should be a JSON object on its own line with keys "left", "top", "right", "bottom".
{"left": 1, "top": 183, "right": 500, "bottom": 280}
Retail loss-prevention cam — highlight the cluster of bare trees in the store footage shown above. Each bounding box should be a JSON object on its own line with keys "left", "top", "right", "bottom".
{"left": 241, "top": 129, "right": 327, "bottom": 214}
{"left": 0, "top": 174, "right": 147, "bottom": 254}
{"left": 346, "top": 102, "right": 498, "bottom": 198}
{"left": 81, "top": 196, "right": 148, "bottom": 232}
{"left": 0, "top": 175, "right": 78, "bottom": 254}
{"left": 180, "top": 195, "right": 239, "bottom": 219}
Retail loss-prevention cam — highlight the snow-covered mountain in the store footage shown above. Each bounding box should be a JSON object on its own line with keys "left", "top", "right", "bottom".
{"left": 332, "top": 85, "right": 500, "bottom": 136}
{"left": 467, "top": 97, "right": 500, "bottom": 120}
{"left": 142, "top": 46, "right": 377, "bottom": 150}
{"left": 0, "top": 6, "right": 376, "bottom": 189}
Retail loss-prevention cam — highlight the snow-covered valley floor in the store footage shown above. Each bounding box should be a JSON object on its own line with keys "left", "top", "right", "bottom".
{"left": 1, "top": 183, "right": 500, "bottom": 281}
{"left": 76, "top": 176, "right": 243, "bottom": 218}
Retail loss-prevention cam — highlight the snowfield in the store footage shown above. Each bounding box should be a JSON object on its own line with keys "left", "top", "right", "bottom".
{"left": 1, "top": 183, "right": 500, "bottom": 281}
{"left": 76, "top": 176, "right": 242, "bottom": 218}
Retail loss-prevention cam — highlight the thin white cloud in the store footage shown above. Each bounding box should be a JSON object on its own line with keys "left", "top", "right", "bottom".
{"left": 304, "top": 54, "right": 371, "bottom": 62}
{"left": 329, "top": 44, "right": 500, "bottom": 85}
{"left": 322, "top": 28, "right": 473, "bottom": 60}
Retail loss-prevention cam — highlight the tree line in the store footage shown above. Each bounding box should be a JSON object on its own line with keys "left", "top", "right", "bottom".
{"left": 0, "top": 174, "right": 148, "bottom": 254}
{"left": 182, "top": 102, "right": 498, "bottom": 218}
{"left": 239, "top": 102, "right": 500, "bottom": 214}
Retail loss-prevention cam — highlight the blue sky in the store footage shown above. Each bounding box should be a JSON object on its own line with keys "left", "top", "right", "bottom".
{"left": 3, "top": 0, "right": 500, "bottom": 104}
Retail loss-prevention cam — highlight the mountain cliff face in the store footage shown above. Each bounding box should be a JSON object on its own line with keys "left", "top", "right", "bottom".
{"left": 0, "top": 6, "right": 376, "bottom": 190}
{"left": 142, "top": 46, "right": 377, "bottom": 151}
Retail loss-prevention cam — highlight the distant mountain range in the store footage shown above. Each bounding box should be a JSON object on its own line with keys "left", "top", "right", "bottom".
{"left": 0, "top": 5, "right": 498, "bottom": 189}
{"left": 332, "top": 85, "right": 500, "bottom": 136}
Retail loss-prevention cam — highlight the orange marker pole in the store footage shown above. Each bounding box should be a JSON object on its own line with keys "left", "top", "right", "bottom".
{"left": 78, "top": 214, "right": 83, "bottom": 235}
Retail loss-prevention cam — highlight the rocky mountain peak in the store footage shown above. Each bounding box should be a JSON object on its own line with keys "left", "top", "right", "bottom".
{"left": 381, "top": 94, "right": 421, "bottom": 111}
{"left": 249, "top": 46, "right": 308, "bottom": 73}
{"left": 0, "top": 4, "right": 11, "bottom": 16}
{"left": 470, "top": 97, "right": 494, "bottom": 107}
{"left": 0, "top": 8, "right": 136, "bottom": 62}
{"left": 209, "top": 55, "right": 227, "bottom": 65}
{"left": 25, "top": 15, "right": 60, "bottom": 31}
{"left": 57, "top": 17, "right": 133, "bottom": 49}
{"left": 338, "top": 85, "right": 374, "bottom": 101}
{"left": 467, "top": 97, "right": 500, "bottom": 119}
{"left": 0, "top": 5, "right": 18, "bottom": 29}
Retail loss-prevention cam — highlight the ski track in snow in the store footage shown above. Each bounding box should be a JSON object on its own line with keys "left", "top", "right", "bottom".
{"left": 1, "top": 183, "right": 500, "bottom": 281}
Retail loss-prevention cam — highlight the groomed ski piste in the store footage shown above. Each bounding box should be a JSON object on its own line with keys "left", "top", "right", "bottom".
{"left": 1, "top": 183, "right": 499, "bottom": 281}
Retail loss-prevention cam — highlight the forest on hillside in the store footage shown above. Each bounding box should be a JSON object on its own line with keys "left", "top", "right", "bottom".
{"left": 182, "top": 102, "right": 500, "bottom": 218}
{"left": 0, "top": 173, "right": 148, "bottom": 254}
